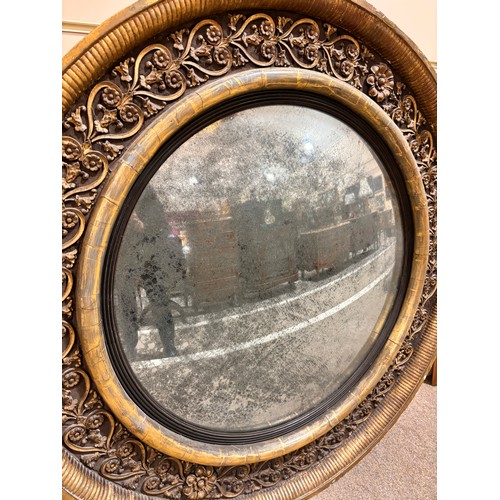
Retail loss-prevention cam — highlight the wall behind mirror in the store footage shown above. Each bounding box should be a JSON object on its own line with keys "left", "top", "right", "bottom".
{"left": 60, "top": 1, "right": 440, "bottom": 497}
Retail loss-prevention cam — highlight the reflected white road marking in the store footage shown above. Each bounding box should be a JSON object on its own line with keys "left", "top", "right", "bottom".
{"left": 133, "top": 264, "right": 394, "bottom": 368}
{"left": 176, "top": 242, "right": 395, "bottom": 331}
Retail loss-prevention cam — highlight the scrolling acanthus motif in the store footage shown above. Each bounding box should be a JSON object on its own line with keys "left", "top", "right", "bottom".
{"left": 60, "top": 357, "right": 411, "bottom": 498}
{"left": 62, "top": 15, "right": 374, "bottom": 214}
{"left": 62, "top": 12, "right": 437, "bottom": 498}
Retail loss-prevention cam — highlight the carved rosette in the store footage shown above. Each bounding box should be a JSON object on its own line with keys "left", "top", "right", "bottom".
{"left": 62, "top": 12, "right": 437, "bottom": 498}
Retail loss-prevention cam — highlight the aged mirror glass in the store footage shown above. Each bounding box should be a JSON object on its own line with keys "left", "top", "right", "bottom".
{"left": 64, "top": 3, "right": 436, "bottom": 495}
{"left": 111, "top": 101, "right": 405, "bottom": 437}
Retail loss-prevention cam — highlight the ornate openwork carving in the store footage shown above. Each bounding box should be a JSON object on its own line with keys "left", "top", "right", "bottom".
{"left": 62, "top": 9, "right": 436, "bottom": 499}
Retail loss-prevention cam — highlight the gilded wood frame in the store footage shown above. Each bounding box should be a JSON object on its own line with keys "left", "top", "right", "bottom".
{"left": 62, "top": 1, "right": 437, "bottom": 498}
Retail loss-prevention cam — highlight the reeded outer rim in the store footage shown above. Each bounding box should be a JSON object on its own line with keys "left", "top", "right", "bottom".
{"left": 76, "top": 68, "right": 429, "bottom": 466}
{"left": 62, "top": 0, "right": 436, "bottom": 127}
{"left": 64, "top": 1, "right": 437, "bottom": 497}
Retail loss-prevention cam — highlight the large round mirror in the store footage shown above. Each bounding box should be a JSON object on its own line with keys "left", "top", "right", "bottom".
{"left": 64, "top": 3, "right": 436, "bottom": 496}
{"left": 106, "top": 92, "right": 410, "bottom": 443}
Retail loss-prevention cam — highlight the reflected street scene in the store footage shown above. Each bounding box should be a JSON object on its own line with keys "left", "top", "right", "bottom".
{"left": 113, "top": 105, "right": 404, "bottom": 433}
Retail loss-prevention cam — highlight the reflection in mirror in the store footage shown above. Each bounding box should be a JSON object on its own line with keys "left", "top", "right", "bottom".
{"left": 113, "top": 105, "right": 404, "bottom": 434}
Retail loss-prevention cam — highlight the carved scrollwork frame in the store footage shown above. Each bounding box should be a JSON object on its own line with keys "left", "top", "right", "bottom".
{"left": 62, "top": 1, "right": 437, "bottom": 498}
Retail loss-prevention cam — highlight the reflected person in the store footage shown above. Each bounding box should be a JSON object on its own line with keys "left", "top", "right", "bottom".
{"left": 116, "top": 185, "right": 184, "bottom": 359}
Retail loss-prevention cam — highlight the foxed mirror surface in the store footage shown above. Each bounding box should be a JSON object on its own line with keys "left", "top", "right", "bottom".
{"left": 112, "top": 103, "right": 404, "bottom": 435}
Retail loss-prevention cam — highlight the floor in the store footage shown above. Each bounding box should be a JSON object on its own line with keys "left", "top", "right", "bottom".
{"left": 312, "top": 382, "right": 437, "bottom": 499}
